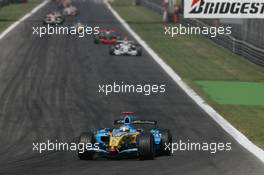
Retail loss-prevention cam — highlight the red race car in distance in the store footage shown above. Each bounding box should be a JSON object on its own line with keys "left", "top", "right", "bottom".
{"left": 94, "top": 29, "right": 120, "bottom": 44}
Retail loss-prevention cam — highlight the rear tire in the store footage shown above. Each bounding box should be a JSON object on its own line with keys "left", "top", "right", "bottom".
{"left": 137, "top": 133, "right": 154, "bottom": 160}
{"left": 160, "top": 129, "right": 172, "bottom": 156}
{"left": 78, "top": 132, "right": 95, "bottom": 160}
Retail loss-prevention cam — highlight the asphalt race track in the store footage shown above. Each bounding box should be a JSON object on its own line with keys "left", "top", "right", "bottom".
{"left": 0, "top": 0, "right": 263, "bottom": 174}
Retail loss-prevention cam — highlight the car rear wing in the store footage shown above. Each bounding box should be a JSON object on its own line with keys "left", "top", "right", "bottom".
{"left": 133, "top": 120, "right": 157, "bottom": 125}
{"left": 114, "top": 120, "right": 157, "bottom": 126}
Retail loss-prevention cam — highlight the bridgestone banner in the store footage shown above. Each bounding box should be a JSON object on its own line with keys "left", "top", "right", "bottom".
{"left": 184, "top": 0, "right": 264, "bottom": 18}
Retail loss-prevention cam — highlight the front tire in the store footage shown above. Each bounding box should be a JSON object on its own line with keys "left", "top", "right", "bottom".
{"left": 109, "top": 46, "right": 115, "bottom": 55}
{"left": 135, "top": 45, "right": 142, "bottom": 56}
{"left": 78, "top": 132, "right": 95, "bottom": 160}
{"left": 137, "top": 49, "right": 142, "bottom": 56}
{"left": 137, "top": 133, "right": 154, "bottom": 160}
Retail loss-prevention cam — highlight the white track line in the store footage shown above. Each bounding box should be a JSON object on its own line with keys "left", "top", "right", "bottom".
{"left": 0, "top": 0, "right": 50, "bottom": 40}
{"left": 105, "top": 1, "right": 264, "bottom": 163}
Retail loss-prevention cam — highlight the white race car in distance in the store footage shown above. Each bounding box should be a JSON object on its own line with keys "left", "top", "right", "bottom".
{"left": 43, "top": 12, "right": 64, "bottom": 25}
{"left": 109, "top": 39, "right": 142, "bottom": 56}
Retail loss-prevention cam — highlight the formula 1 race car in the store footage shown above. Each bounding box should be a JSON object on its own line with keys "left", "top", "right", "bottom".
{"left": 109, "top": 39, "right": 142, "bottom": 56}
{"left": 63, "top": 5, "right": 78, "bottom": 16}
{"left": 94, "top": 29, "right": 120, "bottom": 44}
{"left": 77, "top": 112, "right": 172, "bottom": 160}
{"left": 43, "top": 12, "right": 64, "bottom": 25}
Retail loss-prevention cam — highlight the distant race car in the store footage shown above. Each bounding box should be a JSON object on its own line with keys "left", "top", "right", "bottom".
{"left": 63, "top": 5, "right": 78, "bottom": 16}
{"left": 94, "top": 29, "right": 120, "bottom": 44}
{"left": 43, "top": 12, "right": 64, "bottom": 25}
{"left": 109, "top": 39, "right": 142, "bottom": 56}
{"left": 77, "top": 112, "right": 172, "bottom": 160}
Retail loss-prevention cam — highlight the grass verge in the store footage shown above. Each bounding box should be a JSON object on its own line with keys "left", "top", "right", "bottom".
{"left": 0, "top": 0, "right": 40, "bottom": 32}
{"left": 196, "top": 81, "right": 264, "bottom": 106}
{"left": 110, "top": 0, "right": 264, "bottom": 148}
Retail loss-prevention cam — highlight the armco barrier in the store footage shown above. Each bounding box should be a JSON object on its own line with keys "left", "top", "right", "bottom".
{"left": 139, "top": 0, "right": 264, "bottom": 66}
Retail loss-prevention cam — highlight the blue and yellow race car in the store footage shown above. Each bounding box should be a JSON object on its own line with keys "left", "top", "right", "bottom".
{"left": 77, "top": 112, "right": 172, "bottom": 160}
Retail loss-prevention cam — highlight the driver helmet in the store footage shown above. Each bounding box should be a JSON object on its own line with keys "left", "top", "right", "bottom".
{"left": 119, "top": 125, "right": 130, "bottom": 132}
